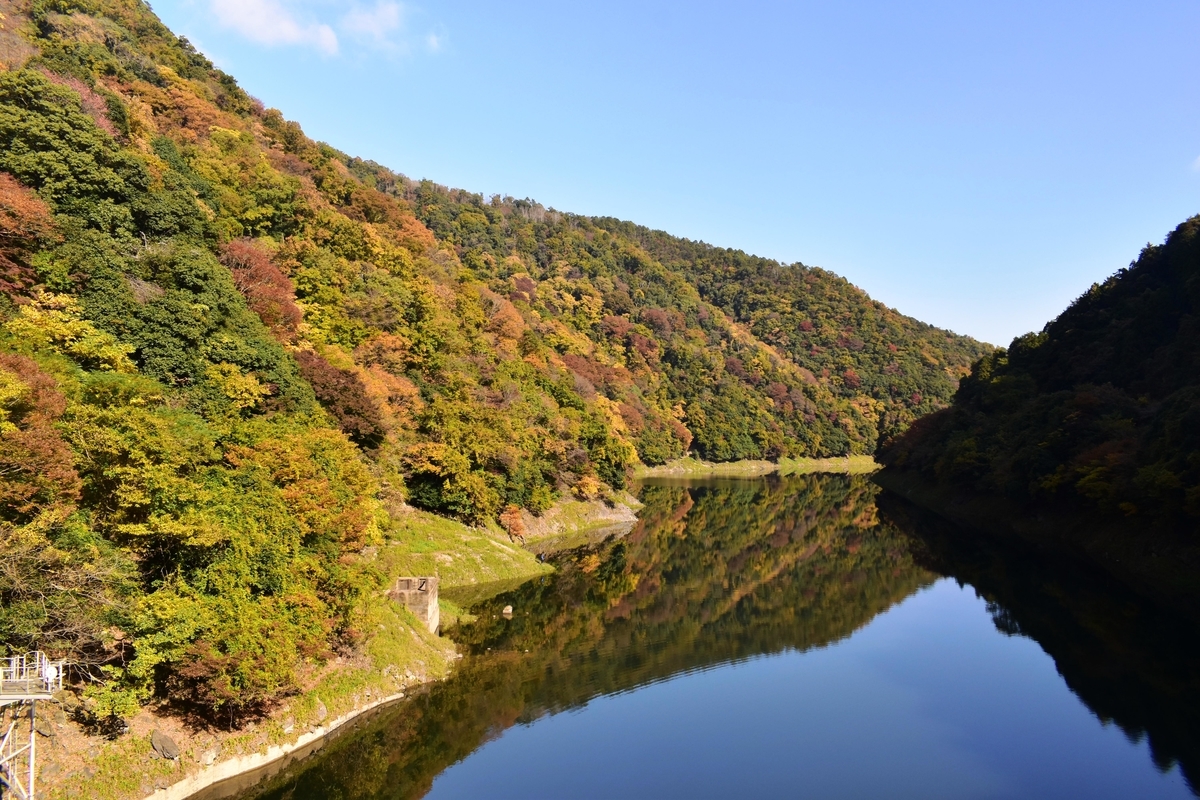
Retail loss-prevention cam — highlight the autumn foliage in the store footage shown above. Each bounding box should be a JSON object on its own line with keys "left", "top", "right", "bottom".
{"left": 0, "top": 354, "right": 80, "bottom": 522}
{"left": 0, "top": 0, "right": 992, "bottom": 728}
{"left": 294, "top": 350, "right": 386, "bottom": 447}
{"left": 499, "top": 505, "right": 526, "bottom": 543}
{"left": 220, "top": 238, "right": 303, "bottom": 338}
{"left": 0, "top": 173, "right": 55, "bottom": 297}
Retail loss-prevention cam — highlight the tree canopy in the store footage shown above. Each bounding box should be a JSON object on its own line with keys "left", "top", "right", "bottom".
{"left": 0, "top": 0, "right": 984, "bottom": 723}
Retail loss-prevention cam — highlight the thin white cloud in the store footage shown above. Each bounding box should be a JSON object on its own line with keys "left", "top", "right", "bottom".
{"left": 210, "top": 0, "right": 338, "bottom": 56}
{"left": 340, "top": 2, "right": 405, "bottom": 45}
{"left": 1192, "top": 154, "right": 1200, "bottom": 172}
{"left": 425, "top": 31, "right": 444, "bottom": 53}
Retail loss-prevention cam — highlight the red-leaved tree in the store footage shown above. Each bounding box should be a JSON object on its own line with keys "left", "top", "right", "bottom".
{"left": 294, "top": 350, "right": 386, "bottom": 447}
{"left": 0, "top": 173, "right": 56, "bottom": 299}
{"left": 219, "top": 239, "right": 303, "bottom": 340}
{"left": 0, "top": 354, "right": 81, "bottom": 523}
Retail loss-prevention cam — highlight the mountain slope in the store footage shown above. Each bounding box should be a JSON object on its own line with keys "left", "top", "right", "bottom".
{"left": 595, "top": 219, "right": 990, "bottom": 446}
{"left": 880, "top": 216, "right": 1200, "bottom": 608}
{"left": 0, "top": 0, "right": 983, "bottom": 722}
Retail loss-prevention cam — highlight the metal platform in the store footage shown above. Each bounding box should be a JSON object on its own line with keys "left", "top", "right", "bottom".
{"left": 1, "top": 653, "right": 65, "bottom": 800}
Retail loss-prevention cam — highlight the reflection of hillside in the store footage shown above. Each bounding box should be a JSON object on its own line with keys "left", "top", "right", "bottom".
{"left": 457, "top": 475, "right": 934, "bottom": 713}
{"left": 879, "top": 493, "right": 1200, "bottom": 795}
{"left": 235, "top": 475, "right": 932, "bottom": 800}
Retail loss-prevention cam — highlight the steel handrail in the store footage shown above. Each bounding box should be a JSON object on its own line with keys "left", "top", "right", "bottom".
{"left": 0, "top": 653, "right": 63, "bottom": 698}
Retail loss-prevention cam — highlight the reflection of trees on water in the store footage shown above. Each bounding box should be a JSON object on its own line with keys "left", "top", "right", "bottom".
{"left": 879, "top": 494, "right": 1200, "bottom": 796}
{"left": 236, "top": 474, "right": 932, "bottom": 800}
{"left": 234, "top": 479, "right": 1200, "bottom": 800}
{"left": 457, "top": 475, "right": 935, "bottom": 715}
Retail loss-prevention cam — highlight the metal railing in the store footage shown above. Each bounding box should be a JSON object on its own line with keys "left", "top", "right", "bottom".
{"left": 0, "top": 653, "right": 65, "bottom": 800}
{"left": 0, "top": 654, "right": 62, "bottom": 702}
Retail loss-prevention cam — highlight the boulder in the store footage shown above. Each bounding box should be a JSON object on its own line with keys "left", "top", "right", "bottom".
{"left": 150, "top": 730, "right": 180, "bottom": 761}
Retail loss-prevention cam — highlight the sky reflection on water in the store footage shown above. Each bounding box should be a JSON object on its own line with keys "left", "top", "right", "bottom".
{"left": 228, "top": 475, "right": 1199, "bottom": 800}
{"left": 427, "top": 579, "right": 1192, "bottom": 800}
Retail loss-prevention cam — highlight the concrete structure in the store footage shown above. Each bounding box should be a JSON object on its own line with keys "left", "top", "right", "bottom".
{"left": 389, "top": 577, "right": 440, "bottom": 634}
{"left": 1, "top": 652, "right": 64, "bottom": 800}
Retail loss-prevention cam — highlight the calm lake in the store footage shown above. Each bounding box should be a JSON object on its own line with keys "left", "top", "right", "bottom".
{"left": 224, "top": 474, "right": 1200, "bottom": 799}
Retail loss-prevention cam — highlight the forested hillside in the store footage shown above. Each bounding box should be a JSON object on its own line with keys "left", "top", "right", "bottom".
{"left": 0, "top": 0, "right": 982, "bottom": 724}
{"left": 882, "top": 216, "right": 1200, "bottom": 527}
{"left": 880, "top": 217, "right": 1200, "bottom": 604}
{"left": 596, "top": 220, "right": 988, "bottom": 446}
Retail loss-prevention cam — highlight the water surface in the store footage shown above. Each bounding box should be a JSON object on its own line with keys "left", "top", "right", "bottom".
{"left": 229, "top": 475, "right": 1200, "bottom": 799}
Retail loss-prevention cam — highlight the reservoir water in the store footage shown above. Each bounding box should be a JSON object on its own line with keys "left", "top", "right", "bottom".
{"left": 225, "top": 474, "right": 1200, "bottom": 799}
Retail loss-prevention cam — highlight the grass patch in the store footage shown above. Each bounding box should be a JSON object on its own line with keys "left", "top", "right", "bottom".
{"left": 778, "top": 455, "right": 879, "bottom": 475}
{"left": 632, "top": 457, "right": 778, "bottom": 478}
{"left": 380, "top": 507, "right": 552, "bottom": 590}
{"left": 633, "top": 455, "right": 880, "bottom": 480}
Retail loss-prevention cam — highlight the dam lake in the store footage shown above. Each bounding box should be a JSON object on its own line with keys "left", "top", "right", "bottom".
{"left": 220, "top": 474, "right": 1200, "bottom": 799}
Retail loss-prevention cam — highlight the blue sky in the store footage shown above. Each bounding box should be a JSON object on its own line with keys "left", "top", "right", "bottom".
{"left": 154, "top": 0, "right": 1200, "bottom": 346}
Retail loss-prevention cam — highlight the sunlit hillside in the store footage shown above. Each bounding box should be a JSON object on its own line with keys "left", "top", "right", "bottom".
{"left": 0, "top": 0, "right": 984, "bottom": 723}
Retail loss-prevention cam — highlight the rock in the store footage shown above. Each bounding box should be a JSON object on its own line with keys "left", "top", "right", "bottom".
{"left": 150, "top": 730, "right": 180, "bottom": 761}
{"left": 502, "top": 605, "right": 513, "bottom": 617}
{"left": 314, "top": 700, "right": 328, "bottom": 723}
{"left": 282, "top": 718, "right": 295, "bottom": 734}
{"left": 34, "top": 717, "right": 55, "bottom": 738}
{"left": 201, "top": 747, "right": 220, "bottom": 766}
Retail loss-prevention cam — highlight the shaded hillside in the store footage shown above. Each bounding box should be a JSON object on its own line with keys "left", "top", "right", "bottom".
{"left": 879, "top": 216, "right": 1200, "bottom": 606}
{"left": 0, "top": 0, "right": 974, "bottom": 723}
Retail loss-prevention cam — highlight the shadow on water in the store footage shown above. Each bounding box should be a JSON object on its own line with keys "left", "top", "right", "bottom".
{"left": 878, "top": 492, "right": 1200, "bottom": 793}
{"left": 217, "top": 474, "right": 1200, "bottom": 800}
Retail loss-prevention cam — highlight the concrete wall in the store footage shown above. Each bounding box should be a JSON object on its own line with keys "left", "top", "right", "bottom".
{"left": 389, "top": 577, "right": 439, "bottom": 634}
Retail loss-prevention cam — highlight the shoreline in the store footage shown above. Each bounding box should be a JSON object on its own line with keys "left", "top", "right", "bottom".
{"left": 634, "top": 455, "right": 879, "bottom": 478}
{"left": 162, "top": 496, "right": 645, "bottom": 799}
{"left": 158, "top": 690, "right": 413, "bottom": 800}
{"left": 113, "top": 464, "right": 863, "bottom": 800}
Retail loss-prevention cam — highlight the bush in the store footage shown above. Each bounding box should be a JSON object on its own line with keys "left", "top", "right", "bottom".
{"left": 220, "top": 238, "right": 302, "bottom": 339}
{"left": 294, "top": 350, "right": 386, "bottom": 447}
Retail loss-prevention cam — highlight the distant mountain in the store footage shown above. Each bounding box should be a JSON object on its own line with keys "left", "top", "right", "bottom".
{"left": 879, "top": 216, "right": 1200, "bottom": 610}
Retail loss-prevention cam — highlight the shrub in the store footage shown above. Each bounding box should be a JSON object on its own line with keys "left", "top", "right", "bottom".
{"left": 499, "top": 505, "right": 526, "bottom": 543}
{"left": 0, "top": 172, "right": 56, "bottom": 297}
{"left": 219, "top": 239, "right": 303, "bottom": 339}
